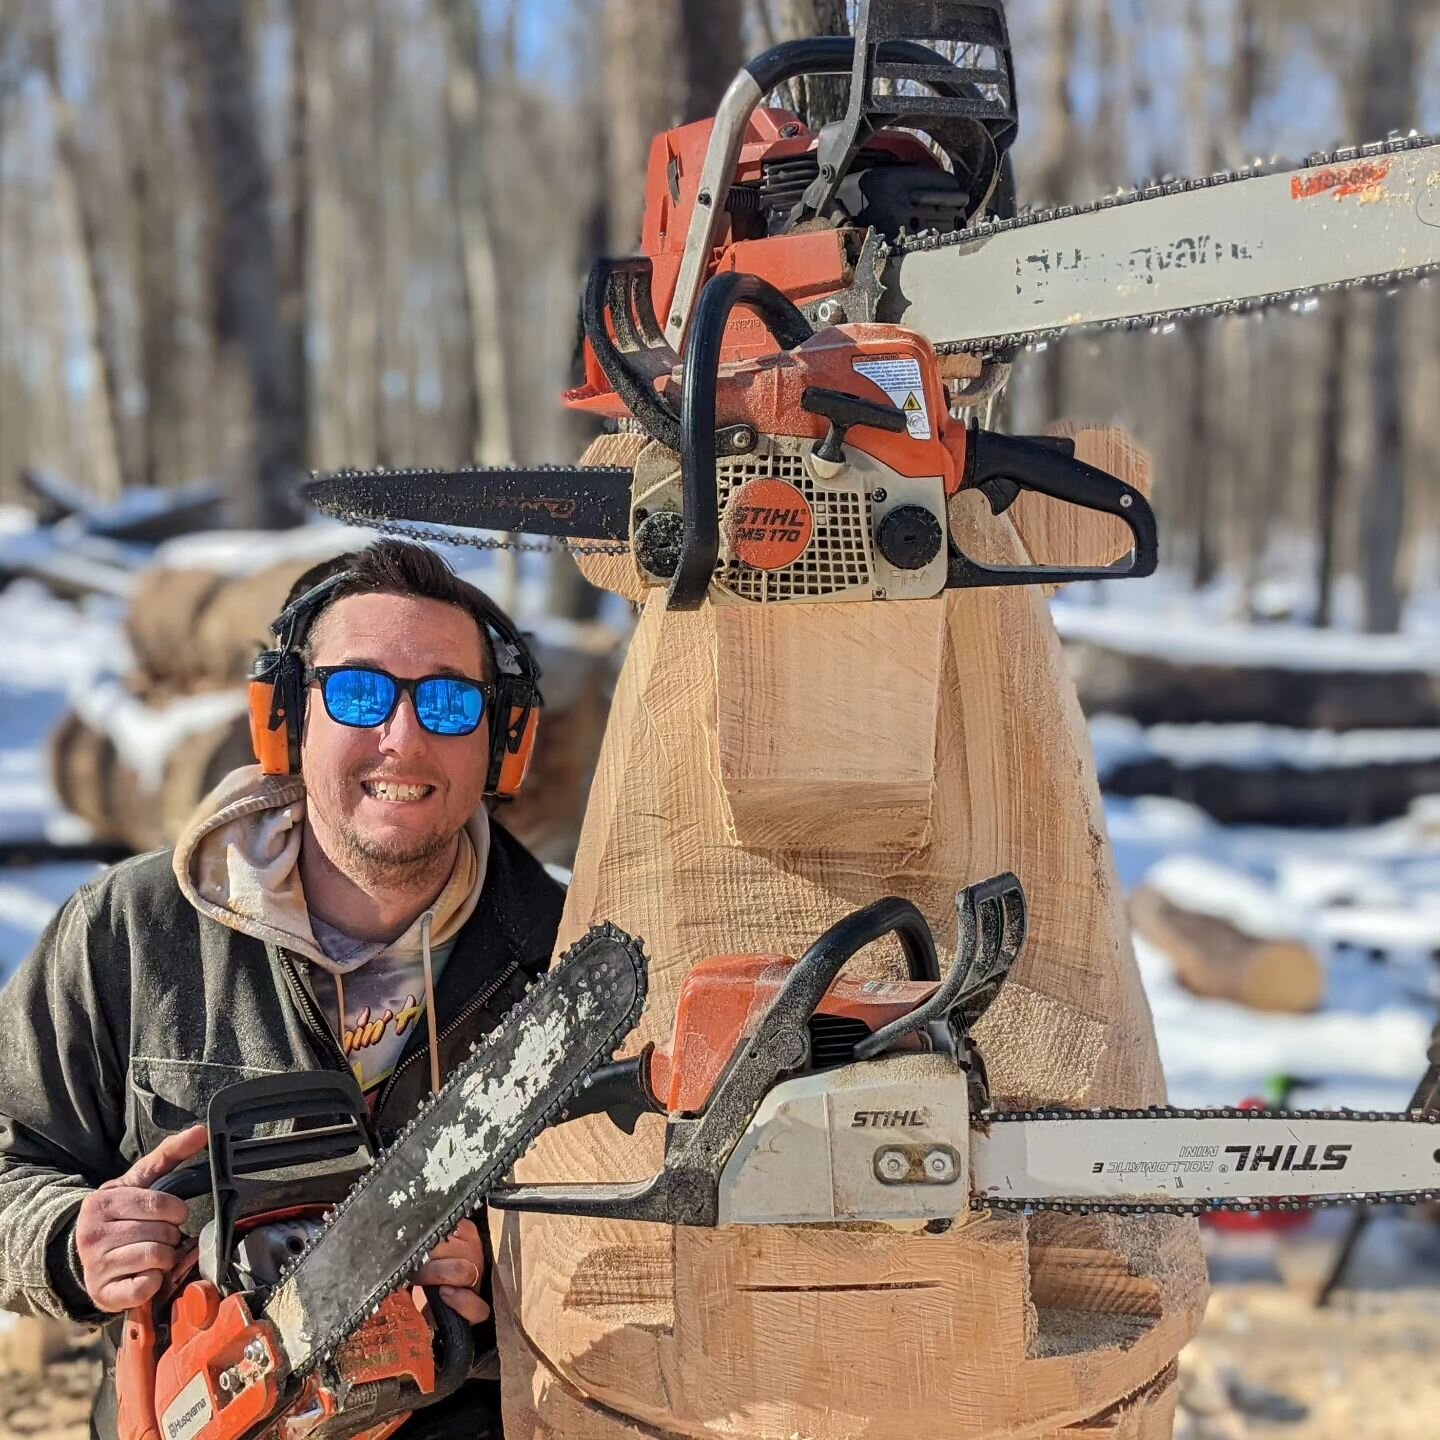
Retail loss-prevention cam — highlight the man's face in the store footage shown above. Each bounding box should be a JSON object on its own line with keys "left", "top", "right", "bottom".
{"left": 301, "top": 593, "right": 491, "bottom": 877}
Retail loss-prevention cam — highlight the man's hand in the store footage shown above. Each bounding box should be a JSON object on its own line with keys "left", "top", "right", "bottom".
{"left": 75, "top": 1124, "right": 208, "bottom": 1313}
{"left": 415, "top": 1217, "right": 490, "bottom": 1325}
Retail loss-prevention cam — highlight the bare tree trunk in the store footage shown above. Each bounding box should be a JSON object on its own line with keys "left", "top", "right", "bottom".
{"left": 1026, "top": 0, "right": 1079, "bottom": 425}
{"left": 753, "top": 0, "right": 850, "bottom": 126}
{"left": 176, "top": 0, "right": 303, "bottom": 527}
{"left": 1314, "top": 303, "right": 1346, "bottom": 627}
{"left": 1354, "top": 0, "right": 1414, "bottom": 634}
{"left": 36, "top": 22, "right": 132, "bottom": 493}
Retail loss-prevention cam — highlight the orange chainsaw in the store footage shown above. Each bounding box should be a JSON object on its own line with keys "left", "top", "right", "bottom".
{"left": 114, "top": 1074, "right": 476, "bottom": 1440}
{"left": 303, "top": 0, "right": 1440, "bottom": 596}
{"left": 305, "top": 267, "right": 1156, "bottom": 610}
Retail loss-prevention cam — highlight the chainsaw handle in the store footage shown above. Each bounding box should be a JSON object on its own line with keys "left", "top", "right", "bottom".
{"left": 670, "top": 271, "right": 814, "bottom": 610}
{"left": 761, "top": 896, "right": 939, "bottom": 1050}
{"left": 951, "top": 427, "right": 1158, "bottom": 587}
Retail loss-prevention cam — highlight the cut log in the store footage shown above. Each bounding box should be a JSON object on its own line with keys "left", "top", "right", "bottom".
{"left": 1065, "top": 632, "right": 1440, "bottom": 731}
{"left": 1131, "top": 859, "right": 1324, "bottom": 1014}
{"left": 495, "top": 431, "right": 1207, "bottom": 1440}
{"left": 126, "top": 566, "right": 229, "bottom": 687}
{"left": 49, "top": 694, "right": 250, "bottom": 853}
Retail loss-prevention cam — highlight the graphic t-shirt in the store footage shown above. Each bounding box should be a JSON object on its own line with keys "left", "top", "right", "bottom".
{"left": 308, "top": 919, "right": 460, "bottom": 1096}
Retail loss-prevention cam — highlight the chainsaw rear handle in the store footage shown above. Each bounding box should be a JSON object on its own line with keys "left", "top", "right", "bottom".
{"left": 949, "top": 427, "right": 1159, "bottom": 588}
{"left": 669, "top": 271, "right": 814, "bottom": 610}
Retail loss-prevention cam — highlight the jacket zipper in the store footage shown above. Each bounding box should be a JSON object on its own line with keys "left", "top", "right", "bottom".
{"left": 374, "top": 958, "right": 524, "bottom": 1117}
{"left": 276, "top": 949, "right": 354, "bottom": 1075}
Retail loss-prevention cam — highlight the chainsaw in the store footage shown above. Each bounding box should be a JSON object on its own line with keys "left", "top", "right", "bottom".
{"left": 303, "top": 0, "right": 1440, "bottom": 602}
{"left": 490, "top": 876, "right": 1440, "bottom": 1228}
{"left": 122, "top": 877, "right": 1440, "bottom": 1440}
{"left": 114, "top": 926, "right": 648, "bottom": 1440}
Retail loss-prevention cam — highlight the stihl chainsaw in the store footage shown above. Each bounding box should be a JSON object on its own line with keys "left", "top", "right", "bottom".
{"left": 121, "top": 877, "right": 1439, "bottom": 1440}
{"left": 304, "top": 0, "right": 1440, "bottom": 606}
{"left": 491, "top": 876, "right": 1440, "bottom": 1228}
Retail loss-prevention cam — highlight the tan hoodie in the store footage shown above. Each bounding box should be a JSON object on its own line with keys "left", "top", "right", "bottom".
{"left": 174, "top": 765, "right": 488, "bottom": 1094}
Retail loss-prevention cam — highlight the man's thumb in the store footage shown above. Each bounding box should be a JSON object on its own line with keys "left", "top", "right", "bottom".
{"left": 113, "top": 1123, "right": 209, "bottom": 1191}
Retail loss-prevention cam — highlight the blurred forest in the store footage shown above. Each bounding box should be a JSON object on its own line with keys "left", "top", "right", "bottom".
{"left": 2, "top": 0, "right": 1440, "bottom": 631}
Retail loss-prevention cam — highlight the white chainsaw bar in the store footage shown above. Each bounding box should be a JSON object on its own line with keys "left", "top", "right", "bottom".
{"left": 883, "top": 136, "right": 1440, "bottom": 354}
{"left": 974, "top": 1109, "right": 1440, "bottom": 1212}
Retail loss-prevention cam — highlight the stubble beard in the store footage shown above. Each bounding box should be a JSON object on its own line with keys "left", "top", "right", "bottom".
{"left": 310, "top": 772, "right": 461, "bottom": 895}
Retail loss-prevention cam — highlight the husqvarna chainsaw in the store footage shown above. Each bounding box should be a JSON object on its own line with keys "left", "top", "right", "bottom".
{"left": 119, "top": 878, "right": 1440, "bottom": 1440}
{"left": 303, "top": 0, "right": 1440, "bottom": 606}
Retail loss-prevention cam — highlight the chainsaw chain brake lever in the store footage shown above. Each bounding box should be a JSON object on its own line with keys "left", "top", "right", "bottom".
{"left": 852, "top": 873, "right": 1026, "bottom": 1062}
{"left": 490, "top": 897, "right": 939, "bottom": 1226}
{"left": 949, "top": 425, "right": 1159, "bottom": 588}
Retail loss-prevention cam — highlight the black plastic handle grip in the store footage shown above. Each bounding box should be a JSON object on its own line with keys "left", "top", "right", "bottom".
{"left": 950, "top": 427, "right": 1159, "bottom": 588}
{"left": 670, "top": 272, "right": 814, "bottom": 610}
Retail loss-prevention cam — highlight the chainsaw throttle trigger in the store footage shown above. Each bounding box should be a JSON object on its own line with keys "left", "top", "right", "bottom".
{"left": 801, "top": 385, "right": 908, "bottom": 463}
{"left": 949, "top": 426, "right": 1158, "bottom": 588}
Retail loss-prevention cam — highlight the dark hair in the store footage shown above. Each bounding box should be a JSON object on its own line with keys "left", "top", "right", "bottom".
{"left": 283, "top": 539, "right": 499, "bottom": 678}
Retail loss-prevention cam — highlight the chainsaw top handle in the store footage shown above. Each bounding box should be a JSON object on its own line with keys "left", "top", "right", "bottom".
{"left": 152, "top": 1072, "right": 377, "bottom": 1290}
{"left": 669, "top": 271, "right": 814, "bottom": 610}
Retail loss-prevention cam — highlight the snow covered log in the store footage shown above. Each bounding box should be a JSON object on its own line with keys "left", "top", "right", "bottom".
{"left": 1095, "top": 716, "right": 1440, "bottom": 827}
{"left": 1064, "top": 618, "right": 1440, "bottom": 731}
{"left": 1131, "top": 858, "right": 1323, "bottom": 1013}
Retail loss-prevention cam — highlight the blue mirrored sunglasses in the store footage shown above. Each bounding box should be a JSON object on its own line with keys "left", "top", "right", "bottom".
{"left": 306, "top": 666, "right": 491, "bottom": 737}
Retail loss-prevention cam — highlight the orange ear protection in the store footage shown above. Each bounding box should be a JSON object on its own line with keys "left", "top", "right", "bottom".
{"left": 247, "top": 570, "right": 541, "bottom": 800}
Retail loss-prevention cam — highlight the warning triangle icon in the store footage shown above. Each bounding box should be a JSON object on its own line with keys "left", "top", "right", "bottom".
{"left": 902, "top": 391, "right": 923, "bottom": 413}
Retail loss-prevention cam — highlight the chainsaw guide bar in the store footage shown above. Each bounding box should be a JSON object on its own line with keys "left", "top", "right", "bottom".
{"left": 260, "top": 923, "right": 648, "bottom": 1380}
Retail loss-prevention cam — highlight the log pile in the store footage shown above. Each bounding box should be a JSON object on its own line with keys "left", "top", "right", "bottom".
{"left": 48, "top": 553, "right": 622, "bottom": 864}
{"left": 1066, "top": 625, "right": 1440, "bottom": 826}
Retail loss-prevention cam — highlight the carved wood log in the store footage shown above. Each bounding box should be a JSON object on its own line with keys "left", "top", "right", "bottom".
{"left": 490, "top": 428, "right": 1206, "bottom": 1438}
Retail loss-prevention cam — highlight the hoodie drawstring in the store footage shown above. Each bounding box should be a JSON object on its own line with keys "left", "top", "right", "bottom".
{"left": 421, "top": 910, "right": 441, "bottom": 1098}
{"left": 334, "top": 972, "right": 347, "bottom": 1055}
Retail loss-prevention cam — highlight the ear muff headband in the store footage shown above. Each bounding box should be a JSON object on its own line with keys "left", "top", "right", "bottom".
{"left": 247, "top": 571, "right": 542, "bottom": 797}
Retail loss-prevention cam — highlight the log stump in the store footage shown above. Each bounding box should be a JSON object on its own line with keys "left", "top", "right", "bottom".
{"left": 490, "top": 430, "right": 1207, "bottom": 1439}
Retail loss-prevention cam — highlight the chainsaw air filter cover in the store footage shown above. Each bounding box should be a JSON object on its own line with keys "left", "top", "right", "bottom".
{"left": 630, "top": 435, "right": 948, "bottom": 605}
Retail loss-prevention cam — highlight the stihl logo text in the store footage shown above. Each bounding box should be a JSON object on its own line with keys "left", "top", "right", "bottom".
{"left": 733, "top": 506, "right": 808, "bottom": 545}
{"left": 1223, "top": 1143, "right": 1351, "bottom": 1174}
{"left": 851, "top": 1109, "right": 930, "bottom": 1128}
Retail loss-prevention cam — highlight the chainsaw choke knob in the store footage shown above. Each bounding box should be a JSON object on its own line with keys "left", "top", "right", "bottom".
{"left": 876, "top": 505, "right": 942, "bottom": 571}
{"left": 634, "top": 510, "right": 685, "bottom": 579}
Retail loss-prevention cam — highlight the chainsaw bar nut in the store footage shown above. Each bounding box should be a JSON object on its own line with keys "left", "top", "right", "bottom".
{"left": 874, "top": 1144, "right": 963, "bottom": 1185}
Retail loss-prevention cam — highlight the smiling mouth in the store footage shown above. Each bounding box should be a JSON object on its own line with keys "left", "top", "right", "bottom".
{"left": 361, "top": 780, "right": 436, "bottom": 803}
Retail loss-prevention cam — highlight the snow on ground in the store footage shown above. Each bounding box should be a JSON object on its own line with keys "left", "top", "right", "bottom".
{"left": 1091, "top": 713, "right": 1440, "bottom": 775}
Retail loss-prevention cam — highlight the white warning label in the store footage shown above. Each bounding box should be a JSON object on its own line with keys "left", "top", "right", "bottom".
{"left": 852, "top": 355, "right": 931, "bottom": 440}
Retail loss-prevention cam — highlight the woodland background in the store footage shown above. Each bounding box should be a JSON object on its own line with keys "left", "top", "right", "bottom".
{"left": 1, "top": 0, "right": 1437, "bottom": 631}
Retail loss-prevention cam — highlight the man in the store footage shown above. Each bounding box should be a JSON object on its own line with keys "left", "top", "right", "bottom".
{"left": 0, "top": 538, "right": 565, "bottom": 1438}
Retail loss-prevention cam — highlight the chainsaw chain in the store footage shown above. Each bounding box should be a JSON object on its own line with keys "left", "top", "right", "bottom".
{"left": 973, "top": 1103, "right": 1440, "bottom": 1218}
{"left": 888, "top": 132, "right": 1440, "bottom": 356}
{"left": 268, "top": 922, "right": 647, "bottom": 1377}
{"left": 322, "top": 502, "right": 632, "bottom": 557}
